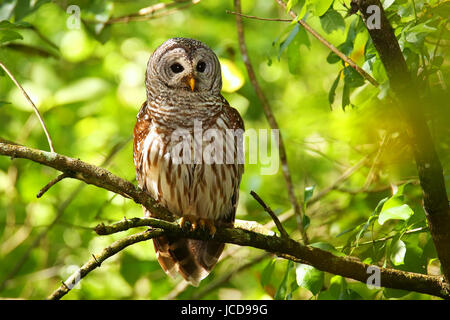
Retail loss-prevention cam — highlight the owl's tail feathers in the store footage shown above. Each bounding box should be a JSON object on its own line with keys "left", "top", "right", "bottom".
{"left": 153, "top": 236, "right": 224, "bottom": 286}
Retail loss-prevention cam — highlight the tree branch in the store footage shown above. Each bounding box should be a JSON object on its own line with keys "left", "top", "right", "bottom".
{"left": 351, "top": 0, "right": 450, "bottom": 282}
{"left": 83, "top": 0, "right": 200, "bottom": 25}
{"left": 93, "top": 216, "right": 449, "bottom": 299}
{"left": 0, "top": 62, "right": 55, "bottom": 152}
{"left": 274, "top": 0, "right": 379, "bottom": 87}
{"left": 47, "top": 229, "right": 165, "bottom": 300}
{"left": 250, "top": 191, "right": 290, "bottom": 239}
{"left": 0, "top": 141, "right": 175, "bottom": 222}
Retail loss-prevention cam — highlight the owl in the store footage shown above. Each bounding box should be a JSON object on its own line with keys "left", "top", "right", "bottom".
{"left": 133, "top": 38, "right": 244, "bottom": 286}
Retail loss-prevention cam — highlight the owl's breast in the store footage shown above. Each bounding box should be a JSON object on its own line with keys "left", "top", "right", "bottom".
{"left": 137, "top": 113, "right": 242, "bottom": 222}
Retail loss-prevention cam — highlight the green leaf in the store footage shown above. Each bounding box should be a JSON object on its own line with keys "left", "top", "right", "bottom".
{"left": 0, "top": 20, "right": 16, "bottom": 29}
{"left": 0, "top": 0, "right": 17, "bottom": 21}
{"left": 260, "top": 259, "right": 276, "bottom": 287}
{"left": 320, "top": 9, "right": 345, "bottom": 34}
{"left": 404, "top": 22, "right": 437, "bottom": 48}
{"left": 0, "top": 29, "right": 23, "bottom": 44}
{"left": 390, "top": 239, "right": 406, "bottom": 266}
{"left": 311, "top": 0, "right": 334, "bottom": 17}
{"left": 378, "top": 204, "right": 414, "bottom": 225}
{"left": 286, "top": 277, "right": 299, "bottom": 300}
{"left": 343, "top": 66, "right": 365, "bottom": 88}
{"left": 328, "top": 70, "right": 341, "bottom": 105}
{"left": 274, "top": 260, "right": 294, "bottom": 300}
{"left": 286, "top": 0, "right": 298, "bottom": 13}
{"left": 302, "top": 213, "right": 310, "bottom": 230}
{"left": 341, "top": 82, "right": 350, "bottom": 110}
{"left": 279, "top": 25, "right": 299, "bottom": 60}
{"left": 304, "top": 185, "right": 315, "bottom": 202}
{"left": 327, "top": 42, "right": 353, "bottom": 64}
{"left": 296, "top": 263, "right": 324, "bottom": 295}
{"left": 287, "top": 40, "right": 301, "bottom": 74}
{"left": 280, "top": 24, "right": 310, "bottom": 74}
{"left": 396, "top": 242, "right": 426, "bottom": 274}
{"left": 11, "top": 0, "right": 51, "bottom": 21}
{"left": 383, "top": 0, "right": 395, "bottom": 9}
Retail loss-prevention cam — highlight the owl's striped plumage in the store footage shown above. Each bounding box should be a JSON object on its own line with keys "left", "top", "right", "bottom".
{"left": 133, "top": 38, "right": 244, "bottom": 286}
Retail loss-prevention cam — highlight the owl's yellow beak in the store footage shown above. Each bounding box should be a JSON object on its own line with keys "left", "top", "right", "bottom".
{"left": 186, "top": 75, "right": 196, "bottom": 91}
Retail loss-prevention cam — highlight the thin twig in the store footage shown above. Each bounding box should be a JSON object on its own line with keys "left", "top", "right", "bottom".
{"left": 47, "top": 229, "right": 165, "bottom": 300}
{"left": 36, "top": 172, "right": 71, "bottom": 198}
{"left": 308, "top": 154, "right": 369, "bottom": 204}
{"left": 274, "top": 0, "right": 379, "bottom": 87}
{"left": 250, "top": 191, "right": 290, "bottom": 238}
{"left": 226, "top": 10, "right": 292, "bottom": 22}
{"left": 336, "top": 227, "right": 428, "bottom": 250}
{"left": 234, "top": 0, "right": 309, "bottom": 244}
{"left": 84, "top": 0, "right": 200, "bottom": 25}
{"left": 0, "top": 62, "right": 55, "bottom": 152}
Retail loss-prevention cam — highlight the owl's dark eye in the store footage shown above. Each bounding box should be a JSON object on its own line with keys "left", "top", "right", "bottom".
{"left": 170, "top": 63, "right": 184, "bottom": 73}
{"left": 196, "top": 61, "right": 206, "bottom": 73}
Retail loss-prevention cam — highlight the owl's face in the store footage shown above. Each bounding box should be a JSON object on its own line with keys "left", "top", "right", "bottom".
{"left": 147, "top": 38, "right": 222, "bottom": 95}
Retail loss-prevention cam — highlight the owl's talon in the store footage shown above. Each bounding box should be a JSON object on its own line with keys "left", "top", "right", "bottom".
{"left": 181, "top": 217, "right": 217, "bottom": 236}
{"left": 199, "top": 219, "right": 216, "bottom": 237}
{"left": 180, "top": 216, "right": 193, "bottom": 231}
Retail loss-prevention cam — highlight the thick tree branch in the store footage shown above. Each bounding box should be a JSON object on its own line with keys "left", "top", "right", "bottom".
{"left": 0, "top": 141, "right": 175, "bottom": 222}
{"left": 351, "top": 0, "right": 450, "bottom": 282}
{"left": 93, "top": 217, "right": 449, "bottom": 299}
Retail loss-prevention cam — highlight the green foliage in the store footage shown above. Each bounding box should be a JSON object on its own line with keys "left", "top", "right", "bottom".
{"left": 320, "top": 9, "right": 345, "bottom": 34}
{"left": 295, "top": 264, "right": 324, "bottom": 295}
{"left": 0, "top": 0, "right": 448, "bottom": 300}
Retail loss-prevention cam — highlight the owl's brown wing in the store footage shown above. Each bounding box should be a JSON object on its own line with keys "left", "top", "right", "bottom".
{"left": 220, "top": 100, "right": 245, "bottom": 225}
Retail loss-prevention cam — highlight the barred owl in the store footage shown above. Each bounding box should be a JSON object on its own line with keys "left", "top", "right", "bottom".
{"left": 133, "top": 38, "right": 244, "bottom": 286}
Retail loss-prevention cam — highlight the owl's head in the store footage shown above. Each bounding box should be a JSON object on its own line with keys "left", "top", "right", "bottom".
{"left": 146, "top": 38, "right": 222, "bottom": 95}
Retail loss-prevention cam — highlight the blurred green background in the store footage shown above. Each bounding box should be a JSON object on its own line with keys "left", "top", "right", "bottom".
{"left": 0, "top": 0, "right": 448, "bottom": 299}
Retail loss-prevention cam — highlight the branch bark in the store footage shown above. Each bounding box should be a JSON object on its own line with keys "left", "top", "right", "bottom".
{"left": 351, "top": 0, "right": 450, "bottom": 282}
{"left": 93, "top": 217, "right": 450, "bottom": 299}
{"left": 0, "top": 141, "right": 175, "bottom": 222}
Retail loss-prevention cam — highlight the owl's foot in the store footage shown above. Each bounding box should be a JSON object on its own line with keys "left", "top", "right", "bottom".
{"left": 197, "top": 218, "right": 217, "bottom": 236}
{"left": 180, "top": 216, "right": 216, "bottom": 236}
